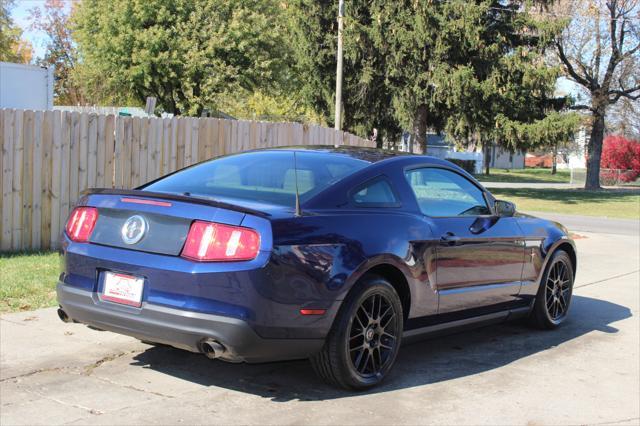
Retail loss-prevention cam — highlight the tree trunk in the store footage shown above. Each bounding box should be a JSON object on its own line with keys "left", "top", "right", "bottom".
{"left": 483, "top": 141, "right": 491, "bottom": 175}
{"left": 551, "top": 142, "right": 558, "bottom": 175}
{"left": 585, "top": 109, "right": 606, "bottom": 190}
{"left": 412, "top": 104, "right": 428, "bottom": 154}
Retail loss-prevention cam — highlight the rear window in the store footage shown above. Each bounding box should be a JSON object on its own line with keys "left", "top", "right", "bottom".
{"left": 143, "top": 151, "right": 369, "bottom": 207}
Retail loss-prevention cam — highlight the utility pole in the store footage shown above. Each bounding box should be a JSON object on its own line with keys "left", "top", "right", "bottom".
{"left": 334, "top": 0, "right": 344, "bottom": 132}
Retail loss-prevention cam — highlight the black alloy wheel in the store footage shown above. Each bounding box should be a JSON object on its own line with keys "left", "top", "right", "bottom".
{"left": 348, "top": 293, "right": 398, "bottom": 377}
{"left": 545, "top": 257, "right": 572, "bottom": 321}
{"left": 311, "top": 275, "right": 403, "bottom": 390}
{"left": 529, "top": 250, "right": 574, "bottom": 329}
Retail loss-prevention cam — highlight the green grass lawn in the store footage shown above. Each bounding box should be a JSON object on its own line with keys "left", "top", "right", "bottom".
{"left": 0, "top": 251, "right": 60, "bottom": 314}
{"left": 475, "top": 168, "right": 571, "bottom": 183}
{"left": 491, "top": 188, "right": 640, "bottom": 219}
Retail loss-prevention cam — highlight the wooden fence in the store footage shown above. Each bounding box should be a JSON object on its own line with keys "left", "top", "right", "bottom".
{"left": 0, "top": 108, "right": 373, "bottom": 251}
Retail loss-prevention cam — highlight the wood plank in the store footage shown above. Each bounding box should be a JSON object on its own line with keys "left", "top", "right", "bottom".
{"left": 68, "top": 112, "right": 80, "bottom": 208}
{"left": 11, "top": 109, "right": 24, "bottom": 250}
{"left": 197, "top": 118, "right": 207, "bottom": 162}
{"left": 122, "top": 117, "right": 133, "bottom": 188}
{"left": 1, "top": 109, "right": 14, "bottom": 251}
{"left": 218, "top": 119, "right": 227, "bottom": 156}
{"left": 41, "top": 110, "right": 53, "bottom": 249}
{"left": 170, "top": 117, "right": 178, "bottom": 172}
{"left": 139, "top": 117, "right": 149, "bottom": 184}
{"left": 32, "top": 111, "right": 43, "bottom": 249}
{"left": 96, "top": 114, "right": 106, "bottom": 187}
{"left": 241, "top": 120, "right": 250, "bottom": 152}
{"left": 59, "top": 111, "right": 72, "bottom": 235}
{"left": 78, "top": 112, "right": 88, "bottom": 193}
{"left": 130, "top": 116, "right": 141, "bottom": 187}
{"left": 190, "top": 117, "right": 199, "bottom": 164}
{"left": 104, "top": 115, "right": 115, "bottom": 188}
{"left": 152, "top": 117, "right": 162, "bottom": 179}
{"left": 207, "top": 118, "right": 218, "bottom": 159}
{"left": 177, "top": 117, "right": 186, "bottom": 168}
{"left": 114, "top": 116, "right": 124, "bottom": 187}
{"left": 161, "top": 118, "right": 171, "bottom": 175}
{"left": 249, "top": 120, "right": 257, "bottom": 150}
{"left": 22, "top": 110, "right": 35, "bottom": 248}
{"left": 50, "top": 110, "right": 62, "bottom": 248}
{"left": 87, "top": 113, "right": 98, "bottom": 188}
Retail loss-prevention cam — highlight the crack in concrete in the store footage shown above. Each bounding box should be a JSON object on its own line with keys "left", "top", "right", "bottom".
{"left": 92, "top": 375, "right": 175, "bottom": 399}
{"left": 21, "top": 386, "right": 104, "bottom": 416}
{"left": 0, "top": 366, "right": 74, "bottom": 383}
{"left": 590, "top": 417, "right": 640, "bottom": 425}
{"left": 1, "top": 349, "right": 138, "bottom": 383}
{"left": 82, "top": 350, "right": 138, "bottom": 376}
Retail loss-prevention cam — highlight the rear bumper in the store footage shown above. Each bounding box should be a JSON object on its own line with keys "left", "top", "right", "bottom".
{"left": 57, "top": 283, "right": 324, "bottom": 363}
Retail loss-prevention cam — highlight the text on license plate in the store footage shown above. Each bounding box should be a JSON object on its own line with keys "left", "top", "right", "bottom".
{"left": 102, "top": 272, "right": 144, "bottom": 307}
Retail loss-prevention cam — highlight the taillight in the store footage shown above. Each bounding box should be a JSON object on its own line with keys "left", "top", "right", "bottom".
{"left": 65, "top": 207, "right": 98, "bottom": 242}
{"left": 181, "top": 221, "right": 260, "bottom": 262}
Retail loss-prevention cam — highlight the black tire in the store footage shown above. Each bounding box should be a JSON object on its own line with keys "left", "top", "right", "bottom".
{"left": 310, "top": 275, "right": 403, "bottom": 390}
{"left": 529, "top": 250, "right": 574, "bottom": 329}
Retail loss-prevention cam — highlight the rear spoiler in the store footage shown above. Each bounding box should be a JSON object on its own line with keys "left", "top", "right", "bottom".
{"left": 81, "top": 188, "right": 270, "bottom": 218}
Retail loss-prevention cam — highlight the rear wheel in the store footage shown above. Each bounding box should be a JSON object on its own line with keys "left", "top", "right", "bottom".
{"left": 529, "top": 250, "right": 574, "bottom": 329}
{"left": 311, "top": 275, "right": 403, "bottom": 390}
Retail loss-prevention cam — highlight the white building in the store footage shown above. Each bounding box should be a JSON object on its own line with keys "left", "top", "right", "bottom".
{"left": 0, "top": 62, "right": 54, "bottom": 110}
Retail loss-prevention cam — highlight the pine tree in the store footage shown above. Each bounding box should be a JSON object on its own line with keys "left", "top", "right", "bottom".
{"left": 370, "top": 0, "right": 578, "bottom": 161}
{"left": 286, "top": 0, "right": 401, "bottom": 144}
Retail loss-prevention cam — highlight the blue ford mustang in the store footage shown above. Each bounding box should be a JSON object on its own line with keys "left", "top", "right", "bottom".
{"left": 57, "top": 147, "right": 576, "bottom": 389}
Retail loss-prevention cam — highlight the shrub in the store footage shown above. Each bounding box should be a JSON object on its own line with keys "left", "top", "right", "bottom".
{"left": 601, "top": 135, "right": 640, "bottom": 182}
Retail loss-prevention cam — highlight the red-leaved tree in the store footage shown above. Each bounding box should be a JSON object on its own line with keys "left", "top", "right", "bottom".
{"left": 600, "top": 135, "right": 640, "bottom": 183}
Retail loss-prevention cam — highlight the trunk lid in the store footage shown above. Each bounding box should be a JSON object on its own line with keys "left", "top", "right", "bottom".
{"left": 80, "top": 189, "right": 270, "bottom": 256}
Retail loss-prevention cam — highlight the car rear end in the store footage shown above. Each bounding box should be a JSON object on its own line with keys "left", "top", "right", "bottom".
{"left": 57, "top": 189, "right": 327, "bottom": 362}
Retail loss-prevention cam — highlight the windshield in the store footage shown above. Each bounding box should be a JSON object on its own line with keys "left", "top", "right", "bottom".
{"left": 142, "top": 150, "right": 369, "bottom": 208}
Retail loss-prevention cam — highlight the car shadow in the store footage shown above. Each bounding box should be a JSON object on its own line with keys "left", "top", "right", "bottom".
{"left": 130, "top": 295, "right": 631, "bottom": 401}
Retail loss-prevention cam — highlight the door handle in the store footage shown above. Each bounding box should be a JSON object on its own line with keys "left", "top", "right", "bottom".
{"left": 440, "top": 232, "right": 461, "bottom": 245}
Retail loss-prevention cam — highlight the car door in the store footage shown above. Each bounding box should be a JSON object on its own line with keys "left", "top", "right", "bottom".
{"left": 405, "top": 167, "right": 525, "bottom": 315}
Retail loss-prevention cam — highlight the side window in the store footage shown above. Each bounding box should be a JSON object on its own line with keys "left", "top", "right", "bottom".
{"left": 352, "top": 178, "right": 398, "bottom": 206}
{"left": 405, "top": 168, "right": 491, "bottom": 217}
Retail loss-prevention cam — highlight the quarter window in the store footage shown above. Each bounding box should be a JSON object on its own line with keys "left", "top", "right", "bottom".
{"left": 352, "top": 179, "right": 398, "bottom": 206}
{"left": 405, "top": 168, "right": 491, "bottom": 217}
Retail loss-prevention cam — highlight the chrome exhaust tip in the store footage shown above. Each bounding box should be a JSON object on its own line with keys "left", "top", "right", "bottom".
{"left": 57, "top": 308, "right": 71, "bottom": 323}
{"left": 200, "top": 339, "right": 226, "bottom": 359}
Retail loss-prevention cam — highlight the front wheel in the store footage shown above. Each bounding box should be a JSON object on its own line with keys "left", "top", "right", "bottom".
{"left": 310, "top": 275, "right": 403, "bottom": 390}
{"left": 529, "top": 250, "right": 574, "bottom": 329}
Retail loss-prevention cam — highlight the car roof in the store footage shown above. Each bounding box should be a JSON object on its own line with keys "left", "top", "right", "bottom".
{"left": 263, "top": 145, "right": 432, "bottom": 164}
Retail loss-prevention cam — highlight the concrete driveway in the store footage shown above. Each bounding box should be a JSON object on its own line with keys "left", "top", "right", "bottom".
{"left": 1, "top": 220, "right": 638, "bottom": 425}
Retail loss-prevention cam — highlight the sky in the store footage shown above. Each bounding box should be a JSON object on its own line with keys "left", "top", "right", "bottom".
{"left": 10, "top": 0, "right": 72, "bottom": 59}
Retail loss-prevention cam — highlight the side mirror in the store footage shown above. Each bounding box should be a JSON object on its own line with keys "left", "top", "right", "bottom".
{"left": 495, "top": 200, "right": 516, "bottom": 217}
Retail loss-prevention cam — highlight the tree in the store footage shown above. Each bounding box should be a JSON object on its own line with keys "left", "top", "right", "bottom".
{"left": 1, "top": 0, "right": 33, "bottom": 63}
{"left": 73, "top": 0, "right": 292, "bottom": 116}
{"left": 286, "top": 0, "right": 401, "bottom": 143}
{"left": 552, "top": 0, "right": 640, "bottom": 189}
{"left": 372, "top": 0, "right": 578, "bottom": 165}
{"left": 29, "top": 0, "right": 84, "bottom": 105}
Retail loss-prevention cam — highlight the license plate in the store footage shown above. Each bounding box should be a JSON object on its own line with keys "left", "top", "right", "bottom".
{"left": 102, "top": 272, "right": 144, "bottom": 307}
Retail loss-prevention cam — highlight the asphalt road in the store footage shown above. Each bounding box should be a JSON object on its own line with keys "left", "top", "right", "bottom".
{"left": 1, "top": 223, "right": 638, "bottom": 425}
{"left": 523, "top": 211, "right": 640, "bottom": 235}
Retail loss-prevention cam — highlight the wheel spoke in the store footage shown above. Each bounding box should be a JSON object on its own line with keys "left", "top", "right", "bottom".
{"left": 381, "top": 312, "right": 396, "bottom": 329}
{"left": 370, "top": 349, "right": 379, "bottom": 372}
{"left": 353, "top": 348, "right": 366, "bottom": 371}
